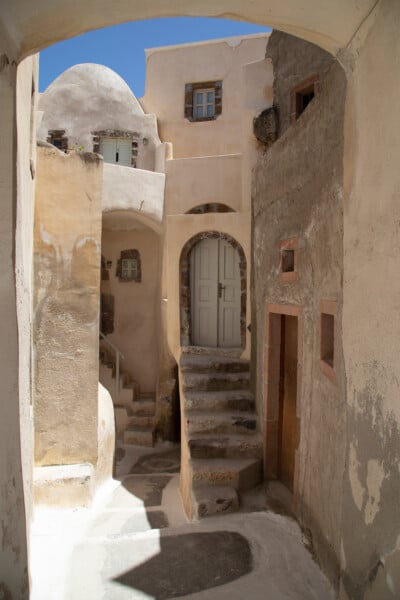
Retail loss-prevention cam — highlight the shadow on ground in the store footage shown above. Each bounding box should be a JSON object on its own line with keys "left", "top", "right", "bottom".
{"left": 113, "top": 530, "right": 253, "bottom": 599}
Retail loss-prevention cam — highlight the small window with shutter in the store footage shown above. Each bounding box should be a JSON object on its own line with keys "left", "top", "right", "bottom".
{"left": 184, "top": 81, "right": 222, "bottom": 122}
{"left": 116, "top": 249, "right": 141, "bottom": 282}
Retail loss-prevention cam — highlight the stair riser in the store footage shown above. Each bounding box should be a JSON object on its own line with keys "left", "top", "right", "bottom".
{"left": 183, "top": 375, "right": 250, "bottom": 392}
{"left": 187, "top": 417, "right": 257, "bottom": 437}
{"left": 193, "top": 490, "right": 239, "bottom": 519}
{"left": 128, "top": 415, "right": 155, "bottom": 428}
{"left": 185, "top": 397, "right": 255, "bottom": 413}
{"left": 191, "top": 461, "right": 261, "bottom": 492}
{"left": 189, "top": 440, "right": 262, "bottom": 460}
{"left": 181, "top": 361, "right": 250, "bottom": 374}
{"left": 124, "top": 431, "right": 154, "bottom": 447}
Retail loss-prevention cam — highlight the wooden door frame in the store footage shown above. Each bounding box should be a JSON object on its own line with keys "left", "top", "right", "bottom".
{"left": 179, "top": 231, "right": 247, "bottom": 348}
{"left": 264, "top": 303, "right": 303, "bottom": 510}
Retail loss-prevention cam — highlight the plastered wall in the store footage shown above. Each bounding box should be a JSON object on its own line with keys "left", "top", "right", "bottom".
{"left": 33, "top": 147, "right": 103, "bottom": 467}
{"left": 142, "top": 34, "right": 269, "bottom": 159}
{"left": 340, "top": 1, "right": 400, "bottom": 597}
{"left": 253, "top": 31, "right": 347, "bottom": 587}
{"left": 101, "top": 226, "right": 161, "bottom": 393}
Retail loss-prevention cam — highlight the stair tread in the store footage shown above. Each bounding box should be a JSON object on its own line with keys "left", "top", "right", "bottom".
{"left": 180, "top": 354, "right": 250, "bottom": 372}
{"left": 186, "top": 411, "right": 257, "bottom": 420}
{"left": 125, "top": 425, "right": 154, "bottom": 433}
{"left": 189, "top": 432, "right": 262, "bottom": 442}
{"left": 186, "top": 389, "right": 253, "bottom": 398}
{"left": 192, "top": 457, "right": 260, "bottom": 471}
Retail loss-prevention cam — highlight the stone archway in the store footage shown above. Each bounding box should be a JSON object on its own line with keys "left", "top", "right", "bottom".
{"left": 180, "top": 231, "right": 247, "bottom": 348}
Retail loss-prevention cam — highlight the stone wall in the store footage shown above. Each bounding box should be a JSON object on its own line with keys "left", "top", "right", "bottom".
{"left": 252, "top": 30, "right": 347, "bottom": 588}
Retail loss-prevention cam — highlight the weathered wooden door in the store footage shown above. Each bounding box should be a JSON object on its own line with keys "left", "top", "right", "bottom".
{"left": 190, "top": 238, "right": 241, "bottom": 348}
{"left": 278, "top": 315, "right": 300, "bottom": 492}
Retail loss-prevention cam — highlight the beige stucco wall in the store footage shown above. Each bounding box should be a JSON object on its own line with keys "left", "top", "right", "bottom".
{"left": 165, "top": 154, "right": 242, "bottom": 214}
{"left": 102, "top": 162, "right": 165, "bottom": 228}
{"left": 33, "top": 146, "right": 103, "bottom": 467}
{"left": 340, "top": 1, "right": 400, "bottom": 597}
{"left": 142, "top": 34, "right": 270, "bottom": 159}
{"left": 0, "top": 53, "right": 36, "bottom": 598}
{"left": 101, "top": 225, "right": 161, "bottom": 393}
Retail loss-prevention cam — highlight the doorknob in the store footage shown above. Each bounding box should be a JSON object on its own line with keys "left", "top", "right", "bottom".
{"left": 218, "top": 282, "right": 225, "bottom": 298}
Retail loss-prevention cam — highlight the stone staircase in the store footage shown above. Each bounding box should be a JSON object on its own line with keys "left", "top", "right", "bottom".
{"left": 179, "top": 351, "right": 262, "bottom": 519}
{"left": 99, "top": 345, "right": 156, "bottom": 447}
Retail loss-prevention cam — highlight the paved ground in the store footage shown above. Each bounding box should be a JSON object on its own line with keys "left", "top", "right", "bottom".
{"left": 30, "top": 442, "right": 334, "bottom": 600}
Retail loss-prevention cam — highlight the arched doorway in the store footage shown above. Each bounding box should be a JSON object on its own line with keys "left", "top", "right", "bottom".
{"left": 180, "top": 232, "right": 246, "bottom": 349}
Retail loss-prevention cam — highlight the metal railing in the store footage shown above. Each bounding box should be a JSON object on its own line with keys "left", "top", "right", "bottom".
{"left": 99, "top": 332, "right": 124, "bottom": 402}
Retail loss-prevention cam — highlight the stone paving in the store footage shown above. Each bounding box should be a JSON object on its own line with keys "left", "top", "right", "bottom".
{"left": 30, "top": 442, "right": 334, "bottom": 600}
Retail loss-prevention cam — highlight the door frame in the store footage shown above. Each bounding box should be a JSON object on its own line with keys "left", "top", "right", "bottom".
{"left": 180, "top": 231, "right": 247, "bottom": 349}
{"left": 264, "top": 303, "right": 303, "bottom": 510}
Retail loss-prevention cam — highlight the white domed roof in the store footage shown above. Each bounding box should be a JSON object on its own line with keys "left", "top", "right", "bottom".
{"left": 39, "top": 63, "right": 144, "bottom": 117}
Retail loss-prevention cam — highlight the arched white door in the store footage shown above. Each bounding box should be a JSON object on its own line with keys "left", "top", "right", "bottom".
{"left": 190, "top": 238, "right": 241, "bottom": 348}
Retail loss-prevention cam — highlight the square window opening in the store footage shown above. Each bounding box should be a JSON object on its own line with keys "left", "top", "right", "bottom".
{"left": 281, "top": 249, "right": 295, "bottom": 273}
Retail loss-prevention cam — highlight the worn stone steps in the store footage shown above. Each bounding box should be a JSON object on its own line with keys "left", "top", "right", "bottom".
{"left": 186, "top": 412, "right": 257, "bottom": 436}
{"left": 180, "top": 353, "right": 250, "bottom": 374}
{"left": 130, "top": 397, "right": 156, "bottom": 417}
{"left": 190, "top": 458, "right": 261, "bottom": 492}
{"left": 191, "top": 483, "right": 239, "bottom": 519}
{"left": 188, "top": 433, "right": 263, "bottom": 459}
{"left": 124, "top": 425, "right": 155, "bottom": 447}
{"left": 185, "top": 389, "right": 255, "bottom": 413}
{"left": 183, "top": 371, "right": 250, "bottom": 392}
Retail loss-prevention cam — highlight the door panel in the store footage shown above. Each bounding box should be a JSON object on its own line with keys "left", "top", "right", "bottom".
{"left": 191, "top": 238, "right": 242, "bottom": 348}
{"left": 218, "top": 240, "right": 241, "bottom": 347}
{"left": 279, "top": 315, "right": 299, "bottom": 492}
{"left": 99, "top": 137, "right": 132, "bottom": 166}
{"left": 191, "top": 238, "right": 219, "bottom": 347}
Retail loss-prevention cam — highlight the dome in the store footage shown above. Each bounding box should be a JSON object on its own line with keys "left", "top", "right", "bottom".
{"left": 39, "top": 63, "right": 144, "bottom": 119}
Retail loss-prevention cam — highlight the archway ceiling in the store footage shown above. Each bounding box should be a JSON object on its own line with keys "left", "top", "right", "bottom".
{"left": 2, "top": 0, "right": 377, "bottom": 60}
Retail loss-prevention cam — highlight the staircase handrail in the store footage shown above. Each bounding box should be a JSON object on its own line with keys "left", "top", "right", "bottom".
{"left": 99, "top": 331, "right": 124, "bottom": 401}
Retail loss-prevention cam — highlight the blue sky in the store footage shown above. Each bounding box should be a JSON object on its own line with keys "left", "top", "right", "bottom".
{"left": 39, "top": 18, "right": 270, "bottom": 97}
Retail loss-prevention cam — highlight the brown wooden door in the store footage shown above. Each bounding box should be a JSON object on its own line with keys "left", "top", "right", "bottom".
{"left": 278, "top": 315, "right": 299, "bottom": 492}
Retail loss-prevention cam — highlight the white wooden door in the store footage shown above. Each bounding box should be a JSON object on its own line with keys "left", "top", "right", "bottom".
{"left": 190, "top": 238, "right": 241, "bottom": 348}
{"left": 218, "top": 240, "right": 241, "bottom": 347}
{"left": 99, "top": 137, "right": 131, "bottom": 166}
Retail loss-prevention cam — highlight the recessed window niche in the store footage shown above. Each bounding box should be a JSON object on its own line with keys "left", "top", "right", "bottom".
{"left": 116, "top": 249, "right": 141, "bottom": 282}
{"left": 279, "top": 237, "right": 298, "bottom": 282}
{"left": 319, "top": 300, "right": 337, "bottom": 383}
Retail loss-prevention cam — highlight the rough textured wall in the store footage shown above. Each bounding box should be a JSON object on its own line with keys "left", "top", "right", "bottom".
{"left": 0, "top": 54, "right": 32, "bottom": 600}
{"left": 340, "top": 0, "right": 400, "bottom": 598}
{"left": 33, "top": 146, "right": 103, "bottom": 467}
{"left": 265, "top": 31, "right": 334, "bottom": 136}
{"left": 253, "top": 32, "right": 346, "bottom": 588}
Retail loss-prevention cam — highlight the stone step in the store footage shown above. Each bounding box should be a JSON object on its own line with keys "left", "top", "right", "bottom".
{"left": 130, "top": 398, "right": 156, "bottom": 417}
{"left": 185, "top": 389, "right": 255, "bottom": 413}
{"left": 182, "top": 371, "right": 250, "bottom": 392}
{"left": 190, "top": 458, "right": 261, "bottom": 492}
{"left": 186, "top": 412, "right": 257, "bottom": 436}
{"left": 192, "top": 483, "right": 239, "bottom": 519}
{"left": 188, "top": 433, "right": 263, "bottom": 460}
{"left": 180, "top": 354, "right": 250, "bottom": 374}
{"left": 128, "top": 414, "right": 155, "bottom": 428}
{"left": 124, "top": 426, "right": 154, "bottom": 447}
